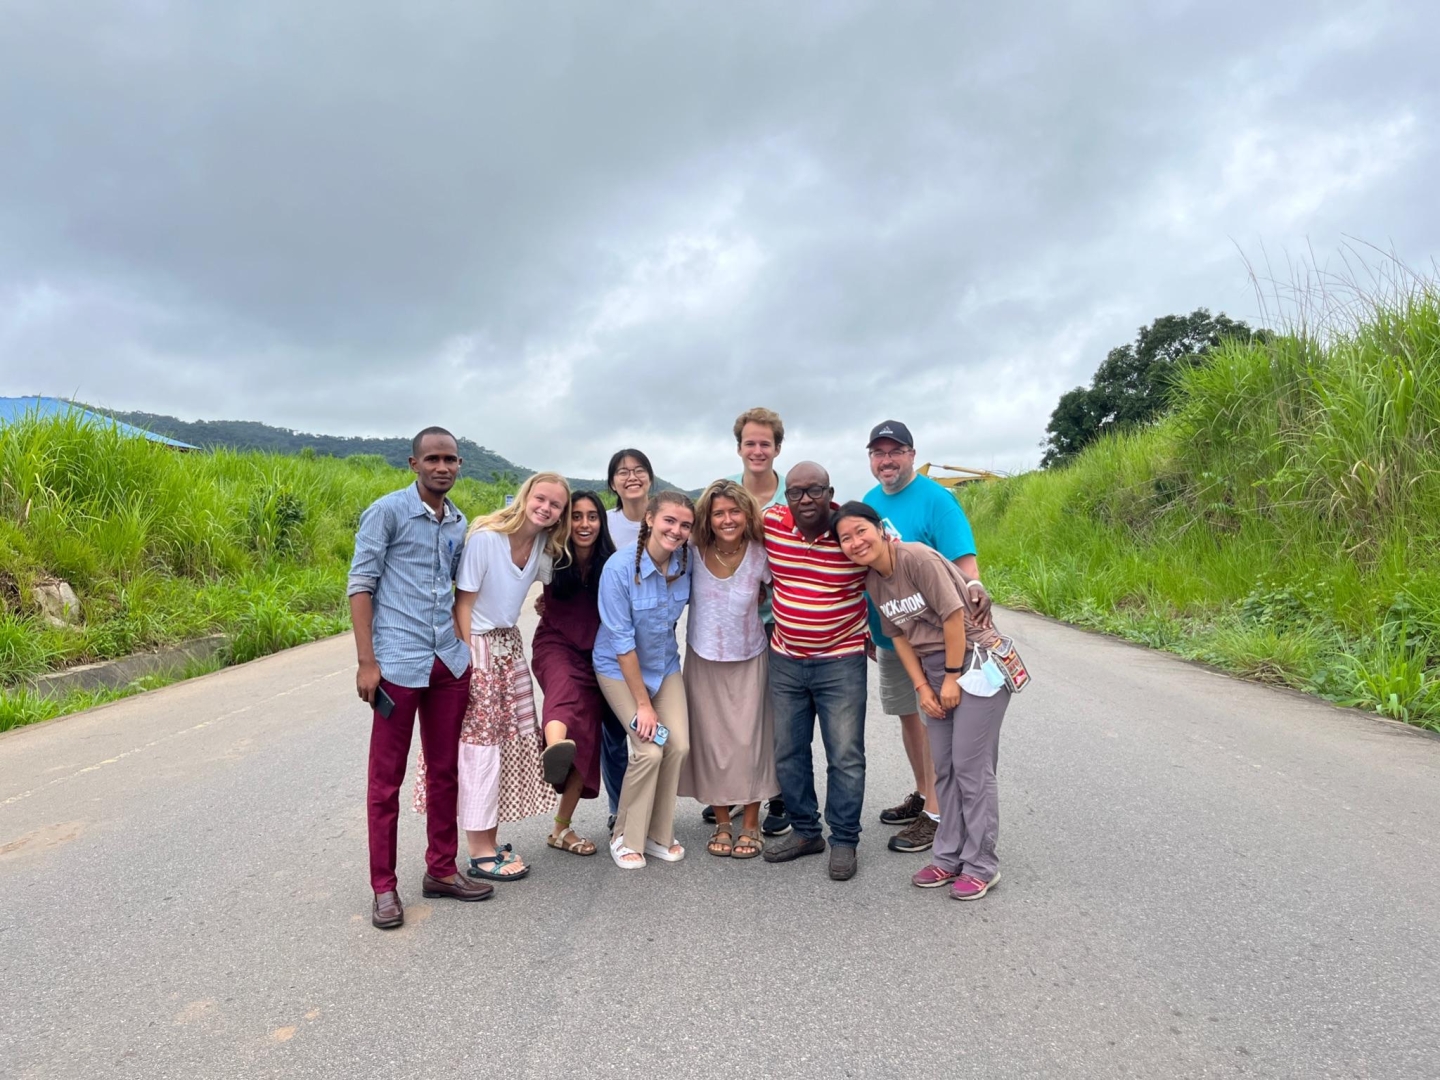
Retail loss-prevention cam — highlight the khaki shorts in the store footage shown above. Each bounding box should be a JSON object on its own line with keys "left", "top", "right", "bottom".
{"left": 876, "top": 645, "right": 920, "bottom": 716}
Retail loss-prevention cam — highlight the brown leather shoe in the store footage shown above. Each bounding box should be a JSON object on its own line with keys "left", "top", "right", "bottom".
{"left": 422, "top": 872, "right": 494, "bottom": 902}
{"left": 372, "top": 890, "right": 404, "bottom": 930}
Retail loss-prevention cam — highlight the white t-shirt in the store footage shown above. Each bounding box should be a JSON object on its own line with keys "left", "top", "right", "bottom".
{"left": 455, "top": 529, "right": 554, "bottom": 634}
{"left": 607, "top": 507, "right": 643, "bottom": 552}
{"left": 686, "top": 542, "right": 770, "bottom": 662}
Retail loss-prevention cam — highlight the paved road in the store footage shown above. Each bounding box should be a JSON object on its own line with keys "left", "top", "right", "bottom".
{"left": 2, "top": 604, "right": 1439, "bottom": 1079}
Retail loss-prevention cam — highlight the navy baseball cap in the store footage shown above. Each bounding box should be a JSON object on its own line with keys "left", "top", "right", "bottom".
{"left": 867, "top": 420, "right": 914, "bottom": 448}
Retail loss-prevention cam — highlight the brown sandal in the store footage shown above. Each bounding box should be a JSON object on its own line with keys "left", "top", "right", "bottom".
{"left": 546, "top": 828, "right": 596, "bottom": 856}
{"left": 707, "top": 823, "right": 734, "bottom": 857}
{"left": 732, "top": 827, "right": 763, "bottom": 859}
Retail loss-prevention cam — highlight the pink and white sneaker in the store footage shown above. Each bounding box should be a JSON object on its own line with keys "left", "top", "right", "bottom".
{"left": 950, "top": 871, "right": 1000, "bottom": 901}
{"left": 911, "top": 864, "right": 960, "bottom": 889}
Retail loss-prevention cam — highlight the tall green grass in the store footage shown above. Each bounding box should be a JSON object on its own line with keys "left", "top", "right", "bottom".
{"left": 0, "top": 411, "right": 513, "bottom": 722}
{"left": 962, "top": 279, "right": 1440, "bottom": 730}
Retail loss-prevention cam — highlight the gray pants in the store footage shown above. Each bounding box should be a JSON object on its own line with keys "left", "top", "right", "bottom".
{"left": 921, "top": 652, "right": 1009, "bottom": 881}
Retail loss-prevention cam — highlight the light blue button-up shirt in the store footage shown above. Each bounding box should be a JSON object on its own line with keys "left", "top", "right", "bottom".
{"left": 346, "top": 483, "right": 472, "bottom": 688}
{"left": 593, "top": 541, "right": 692, "bottom": 695}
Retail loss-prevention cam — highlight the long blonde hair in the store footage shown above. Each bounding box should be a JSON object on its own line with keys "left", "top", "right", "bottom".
{"left": 693, "top": 478, "right": 763, "bottom": 553}
{"left": 469, "top": 471, "right": 571, "bottom": 562}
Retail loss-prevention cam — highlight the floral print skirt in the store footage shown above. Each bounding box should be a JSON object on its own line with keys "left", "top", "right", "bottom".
{"left": 414, "top": 626, "right": 555, "bottom": 828}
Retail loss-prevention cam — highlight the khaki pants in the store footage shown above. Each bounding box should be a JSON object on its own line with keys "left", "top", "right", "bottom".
{"left": 596, "top": 672, "right": 690, "bottom": 854}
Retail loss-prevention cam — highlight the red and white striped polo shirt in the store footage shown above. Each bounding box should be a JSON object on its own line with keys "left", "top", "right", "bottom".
{"left": 762, "top": 504, "right": 869, "bottom": 659}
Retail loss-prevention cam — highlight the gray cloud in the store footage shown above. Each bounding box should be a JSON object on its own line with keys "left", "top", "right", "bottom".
{"left": 3, "top": 1, "right": 1437, "bottom": 498}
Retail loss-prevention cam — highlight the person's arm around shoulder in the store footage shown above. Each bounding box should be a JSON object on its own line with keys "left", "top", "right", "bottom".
{"left": 347, "top": 498, "right": 393, "bottom": 705}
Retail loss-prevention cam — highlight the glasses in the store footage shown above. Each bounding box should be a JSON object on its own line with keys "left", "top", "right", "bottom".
{"left": 868, "top": 447, "right": 913, "bottom": 461}
{"left": 785, "top": 484, "right": 831, "bottom": 502}
{"left": 613, "top": 467, "right": 649, "bottom": 480}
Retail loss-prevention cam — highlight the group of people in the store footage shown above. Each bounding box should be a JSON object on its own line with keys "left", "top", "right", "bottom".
{"left": 348, "top": 408, "right": 1018, "bottom": 930}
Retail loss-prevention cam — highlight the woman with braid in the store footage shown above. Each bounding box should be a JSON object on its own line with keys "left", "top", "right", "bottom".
{"left": 592, "top": 491, "right": 696, "bottom": 870}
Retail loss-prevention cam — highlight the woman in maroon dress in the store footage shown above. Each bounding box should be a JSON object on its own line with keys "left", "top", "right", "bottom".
{"left": 533, "top": 490, "right": 618, "bottom": 856}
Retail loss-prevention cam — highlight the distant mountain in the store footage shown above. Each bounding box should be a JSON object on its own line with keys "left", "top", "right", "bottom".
{"left": 98, "top": 409, "right": 683, "bottom": 495}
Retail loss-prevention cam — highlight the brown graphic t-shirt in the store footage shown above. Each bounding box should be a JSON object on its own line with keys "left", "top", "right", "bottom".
{"left": 866, "top": 542, "right": 971, "bottom": 656}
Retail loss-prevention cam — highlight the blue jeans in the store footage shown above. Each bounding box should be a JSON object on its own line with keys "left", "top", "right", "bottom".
{"left": 601, "top": 709, "right": 629, "bottom": 815}
{"left": 768, "top": 650, "right": 867, "bottom": 847}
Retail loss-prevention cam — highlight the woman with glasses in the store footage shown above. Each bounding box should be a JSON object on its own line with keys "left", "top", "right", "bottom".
{"left": 834, "top": 500, "right": 1010, "bottom": 902}
{"left": 605, "top": 448, "right": 654, "bottom": 551}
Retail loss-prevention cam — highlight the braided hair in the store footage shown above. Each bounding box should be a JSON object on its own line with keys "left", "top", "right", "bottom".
{"left": 634, "top": 490, "right": 697, "bottom": 584}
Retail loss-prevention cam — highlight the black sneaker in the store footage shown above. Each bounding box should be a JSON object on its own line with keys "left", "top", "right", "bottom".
{"left": 701, "top": 804, "right": 742, "bottom": 825}
{"left": 761, "top": 797, "right": 792, "bottom": 837}
{"left": 887, "top": 814, "right": 937, "bottom": 852}
{"left": 879, "top": 791, "right": 925, "bottom": 826}
{"left": 607, "top": 814, "right": 616, "bottom": 834}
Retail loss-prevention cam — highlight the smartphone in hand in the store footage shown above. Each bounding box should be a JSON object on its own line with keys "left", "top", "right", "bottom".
{"left": 374, "top": 685, "right": 397, "bottom": 719}
{"left": 630, "top": 714, "right": 669, "bottom": 746}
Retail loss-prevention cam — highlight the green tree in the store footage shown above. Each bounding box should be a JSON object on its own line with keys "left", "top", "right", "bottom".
{"left": 1041, "top": 308, "right": 1264, "bottom": 467}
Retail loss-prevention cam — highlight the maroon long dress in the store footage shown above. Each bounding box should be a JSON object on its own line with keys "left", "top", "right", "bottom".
{"left": 530, "top": 575, "right": 609, "bottom": 800}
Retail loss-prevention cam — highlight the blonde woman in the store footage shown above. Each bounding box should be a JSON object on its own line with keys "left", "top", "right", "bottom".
{"left": 679, "top": 479, "right": 778, "bottom": 859}
{"left": 415, "top": 472, "right": 570, "bottom": 881}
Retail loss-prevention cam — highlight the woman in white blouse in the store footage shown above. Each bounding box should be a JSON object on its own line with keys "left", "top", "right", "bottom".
{"left": 678, "top": 479, "right": 779, "bottom": 859}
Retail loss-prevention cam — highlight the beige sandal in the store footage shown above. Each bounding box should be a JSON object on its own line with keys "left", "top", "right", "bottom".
{"left": 546, "top": 828, "right": 596, "bottom": 856}
{"left": 732, "top": 827, "right": 764, "bottom": 859}
{"left": 707, "top": 823, "right": 734, "bottom": 857}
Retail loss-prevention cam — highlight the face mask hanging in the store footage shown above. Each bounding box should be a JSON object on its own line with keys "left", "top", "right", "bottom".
{"left": 957, "top": 647, "right": 1004, "bottom": 697}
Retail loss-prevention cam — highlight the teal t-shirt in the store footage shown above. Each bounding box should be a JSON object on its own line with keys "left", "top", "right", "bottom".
{"left": 863, "top": 473, "right": 977, "bottom": 649}
{"left": 728, "top": 471, "right": 785, "bottom": 625}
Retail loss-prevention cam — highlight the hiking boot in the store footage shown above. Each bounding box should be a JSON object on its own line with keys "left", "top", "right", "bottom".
{"left": 761, "top": 797, "right": 792, "bottom": 837}
{"left": 887, "top": 814, "right": 937, "bottom": 852}
{"left": 879, "top": 791, "right": 925, "bottom": 826}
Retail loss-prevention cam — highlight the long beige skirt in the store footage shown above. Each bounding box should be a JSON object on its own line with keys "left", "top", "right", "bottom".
{"left": 678, "top": 645, "right": 779, "bottom": 806}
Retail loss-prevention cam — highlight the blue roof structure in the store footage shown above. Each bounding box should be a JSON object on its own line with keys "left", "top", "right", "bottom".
{"left": 0, "top": 397, "right": 199, "bottom": 450}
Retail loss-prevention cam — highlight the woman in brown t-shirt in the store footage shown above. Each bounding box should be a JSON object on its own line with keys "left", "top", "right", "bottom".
{"left": 834, "top": 501, "right": 1012, "bottom": 901}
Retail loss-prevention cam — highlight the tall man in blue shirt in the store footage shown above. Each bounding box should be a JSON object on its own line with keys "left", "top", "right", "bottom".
{"left": 348, "top": 427, "right": 494, "bottom": 929}
{"left": 862, "top": 420, "right": 990, "bottom": 854}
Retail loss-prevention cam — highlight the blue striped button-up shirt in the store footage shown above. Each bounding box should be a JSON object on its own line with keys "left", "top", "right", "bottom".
{"left": 346, "top": 483, "right": 471, "bottom": 688}
{"left": 593, "top": 542, "right": 692, "bottom": 696}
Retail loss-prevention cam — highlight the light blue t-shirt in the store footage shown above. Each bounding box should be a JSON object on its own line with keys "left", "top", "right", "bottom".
{"left": 728, "top": 471, "right": 785, "bottom": 625}
{"left": 863, "top": 473, "right": 977, "bottom": 650}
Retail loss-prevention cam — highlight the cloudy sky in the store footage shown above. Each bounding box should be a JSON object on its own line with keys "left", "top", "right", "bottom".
{"left": 2, "top": 2, "right": 1436, "bottom": 497}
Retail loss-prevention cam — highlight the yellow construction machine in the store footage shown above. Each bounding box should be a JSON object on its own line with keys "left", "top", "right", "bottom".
{"left": 916, "top": 463, "right": 1003, "bottom": 488}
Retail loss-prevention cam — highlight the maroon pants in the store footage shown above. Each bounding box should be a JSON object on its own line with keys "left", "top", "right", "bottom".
{"left": 367, "top": 657, "right": 471, "bottom": 893}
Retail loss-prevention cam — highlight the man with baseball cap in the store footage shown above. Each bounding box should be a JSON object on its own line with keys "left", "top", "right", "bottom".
{"left": 862, "top": 420, "right": 990, "bottom": 855}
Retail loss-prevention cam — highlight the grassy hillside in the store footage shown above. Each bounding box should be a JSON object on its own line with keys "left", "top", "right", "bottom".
{"left": 0, "top": 413, "right": 514, "bottom": 729}
{"left": 98, "top": 409, "right": 688, "bottom": 494}
{"left": 961, "top": 283, "right": 1440, "bottom": 730}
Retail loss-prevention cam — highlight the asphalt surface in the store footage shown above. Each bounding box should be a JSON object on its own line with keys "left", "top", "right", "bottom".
{"left": 2, "top": 603, "right": 1439, "bottom": 1079}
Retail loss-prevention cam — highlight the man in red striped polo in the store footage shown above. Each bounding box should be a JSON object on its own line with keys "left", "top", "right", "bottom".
{"left": 760, "top": 461, "right": 870, "bottom": 881}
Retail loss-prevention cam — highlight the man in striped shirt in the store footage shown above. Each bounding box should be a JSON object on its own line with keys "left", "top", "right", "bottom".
{"left": 760, "top": 461, "right": 870, "bottom": 881}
